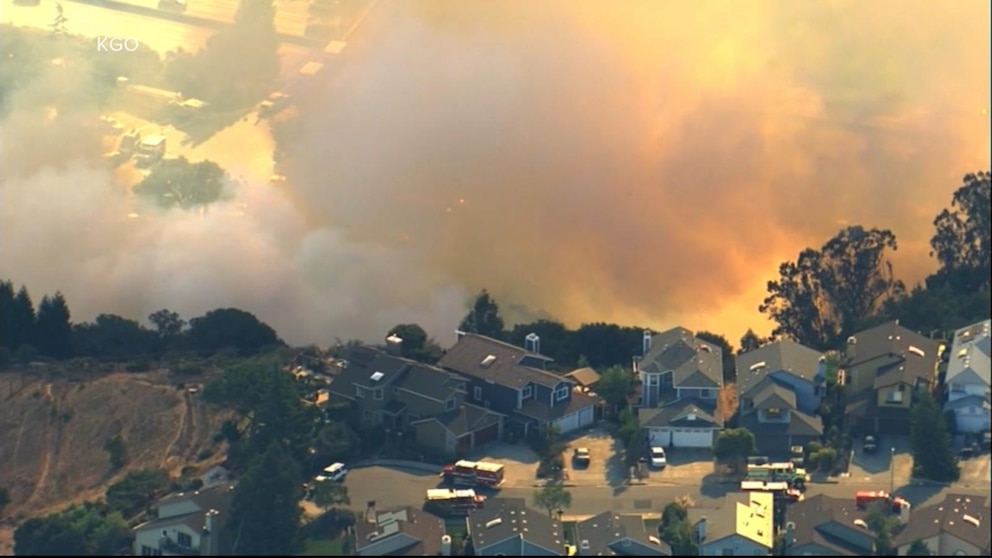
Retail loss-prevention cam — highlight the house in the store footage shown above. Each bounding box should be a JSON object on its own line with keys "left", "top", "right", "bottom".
{"left": 132, "top": 483, "right": 235, "bottom": 556}
{"left": 640, "top": 399, "right": 723, "bottom": 449}
{"left": 326, "top": 339, "right": 503, "bottom": 457}
{"left": 781, "top": 494, "right": 874, "bottom": 556}
{"left": 466, "top": 498, "right": 565, "bottom": 556}
{"left": 566, "top": 367, "right": 601, "bottom": 392}
{"left": 943, "top": 320, "right": 991, "bottom": 435}
{"left": 691, "top": 491, "right": 774, "bottom": 556}
{"left": 842, "top": 321, "right": 943, "bottom": 435}
{"left": 636, "top": 327, "right": 724, "bottom": 409}
{"left": 573, "top": 512, "right": 671, "bottom": 555}
{"left": 735, "top": 341, "right": 825, "bottom": 414}
{"left": 353, "top": 506, "right": 448, "bottom": 556}
{"left": 438, "top": 333, "right": 598, "bottom": 437}
{"left": 892, "top": 493, "right": 991, "bottom": 556}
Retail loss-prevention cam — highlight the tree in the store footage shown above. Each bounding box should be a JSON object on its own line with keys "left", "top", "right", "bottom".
{"left": 71, "top": 314, "right": 156, "bottom": 358}
{"left": 595, "top": 365, "right": 632, "bottom": 411}
{"left": 149, "top": 309, "right": 186, "bottom": 339}
{"left": 3, "top": 284, "right": 38, "bottom": 350}
{"left": 760, "top": 226, "right": 904, "bottom": 349}
{"left": 506, "top": 320, "right": 575, "bottom": 364}
{"left": 314, "top": 422, "right": 359, "bottom": 462}
{"left": 696, "top": 331, "right": 735, "bottom": 383}
{"left": 312, "top": 481, "right": 350, "bottom": 513}
{"left": 712, "top": 428, "right": 756, "bottom": 471}
{"left": 532, "top": 486, "right": 572, "bottom": 516}
{"left": 617, "top": 407, "right": 642, "bottom": 466}
{"left": 929, "top": 171, "right": 991, "bottom": 292}
{"left": 134, "top": 157, "right": 227, "bottom": 209}
{"left": 35, "top": 292, "right": 73, "bottom": 359}
{"left": 865, "top": 501, "right": 900, "bottom": 556}
{"left": 572, "top": 323, "right": 645, "bottom": 368}
{"left": 104, "top": 434, "right": 128, "bottom": 470}
{"left": 910, "top": 390, "right": 959, "bottom": 482}
{"left": 187, "top": 308, "right": 284, "bottom": 355}
{"left": 659, "top": 501, "right": 688, "bottom": 531}
{"left": 458, "top": 289, "right": 505, "bottom": 339}
{"left": 658, "top": 500, "right": 697, "bottom": 555}
{"left": 905, "top": 538, "right": 931, "bottom": 556}
{"left": 13, "top": 502, "right": 127, "bottom": 555}
{"left": 229, "top": 442, "right": 305, "bottom": 555}
{"left": 387, "top": 323, "right": 442, "bottom": 363}
{"left": 738, "top": 329, "right": 767, "bottom": 354}
{"left": 0, "top": 486, "right": 9, "bottom": 516}
{"left": 105, "top": 468, "right": 170, "bottom": 517}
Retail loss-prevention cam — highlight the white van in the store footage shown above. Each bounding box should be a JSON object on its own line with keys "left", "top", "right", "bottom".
{"left": 315, "top": 462, "right": 347, "bottom": 483}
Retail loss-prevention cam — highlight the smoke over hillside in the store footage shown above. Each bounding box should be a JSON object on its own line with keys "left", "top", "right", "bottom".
{"left": 1, "top": 0, "right": 989, "bottom": 346}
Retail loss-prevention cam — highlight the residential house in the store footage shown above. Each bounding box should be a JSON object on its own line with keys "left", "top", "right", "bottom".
{"left": 326, "top": 339, "right": 503, "bottom": 457}
{"left": 132, "top": 483, "right": 235, "bottom": 556}
{"left": 566, "top": 367, "right": 601, "bottom": 393}
{"left": 781, "top": 494, "right": 874, "bottom": 556}
{"left": 892, "top": 493, "right": 991, "bottom": 556}
{"left": 438, "top": 333, "right": 598, "bottom": 437}
{"left": 842, "top": 321, "right": 943, "bottom": 435}
{"left": 943, "top": 320, "right": 991, "bottom": 435}
{"left": 736, "top": 341, "right": 825, "bottom": 414}
{"left": 634, "top": 327, "right": 724, "bottom": 448}
{"left": 466, "top": 498, "right": 565, "bottom": 556}
{"left": 573, "top": 512, "right": 671, "bottom": 555}
{"left": 353, "top": 506, "right": 448, "bottom": 556}
{"left": 691, "top": 491, "right": 775, "bottom": 556}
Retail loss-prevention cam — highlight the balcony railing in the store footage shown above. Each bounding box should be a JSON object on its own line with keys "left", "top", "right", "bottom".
{"left": 160, "top": 537, "right": 200, "bottom": 556}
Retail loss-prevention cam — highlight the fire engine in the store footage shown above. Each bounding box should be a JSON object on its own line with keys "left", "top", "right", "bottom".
{"left": 440, "top": 460, "right": 505, "bottom": 488}
{"left": 855, "top": 490, "right": 911, "bottom": 514}
{"left": 425, "top": 488, "right": 485, "bottom": 516}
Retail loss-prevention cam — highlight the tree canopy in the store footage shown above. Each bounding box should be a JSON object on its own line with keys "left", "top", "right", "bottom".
{"left": 713, "top": 428, "right": 756, "bottom": 471}
{"left": 133, "top": 157, "right": 227, "bottom": 209}
{"left": 929, "top": 171, "right": 991, "bottom": 292}
{"left": 458, "top": 289, "right": 506, "bottom": 339}
{"left": 387, "top": 323, "right": 442, "bottom": 363}
{"left": 228, "top": 442, "right": 305, "bottom": 555}
{"left": 910, "top": 390, "right": 959, "bottom": 482}
{"left": 13, "top": 502, "right": 128, "bottom": 556}
{"left": 187, "top": 308, "right": 284, "bottom": 355}
{"left": 532, "top": 485, "right": 572, "bottom": 517}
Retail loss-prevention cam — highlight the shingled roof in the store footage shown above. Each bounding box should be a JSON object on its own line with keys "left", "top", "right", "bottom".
{"left": 640, "top": 327, "right": 723, "bottom": 388}
{"left": 892, "top": 493, "right": 992, "bottom": 553}
{"left": 735, "top": 341, "right": 824, "bottom": 396}
{"left": 439, "top": 334, "right": 562, "bottom": 389}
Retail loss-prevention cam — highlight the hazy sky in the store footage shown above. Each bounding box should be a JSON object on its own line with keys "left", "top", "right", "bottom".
{"left": 1, "top": 0, "right": 989, "bottom": 347}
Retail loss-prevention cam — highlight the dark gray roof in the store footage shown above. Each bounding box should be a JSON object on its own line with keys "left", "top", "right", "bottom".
{"left": 640, "top": 327, "right": 723, "bottom": 388}
{"left": 575, "top": 512, "right": 671, "bottom": 556}
{"left": 394, "top": 361, "right": 467, "bottom": 401}
{"left": 414, "top": 403, "right": 501, "bottom": 437}
{"left": 892, "top": 493, "right": 992, "bottom": 552}
{"left": 639, "top": 399, "right": 720, "bottom": 429}
{"left": 687, "top": 492, "right": 748, "bottom": 544}
{"left": 566, "top": 367, "right": 601, "bottom": 387}
{"left": 751, "top": 380, "right": 797, "bottom": 411}
{"left": 328, "top": 346, "right": 464, "bottom": 402}
{"left": 736, "top": 341, "right": 824, "bottom": 395}
{"left": 516, "top": 391, "right": 599, "bottom": 423}
{"left": 156, "top": 483, "right": 235, "bottom": 510}
{"left": 784, "top": 495, "right": 873, "bottom": 556}
{"left": 353, "top": 506, "right": 446, "bottom": 556}
{"left": 740, "top": 408, "right": 823, "bottom": 438}
{"left": 468, "top": 498, "right": 563, "bottom": 554}
{"left": 844, "top": 321, "right": 940, "bottom": 389}
{"left": 439, "top": 334, "right": 562, "bottom": 389}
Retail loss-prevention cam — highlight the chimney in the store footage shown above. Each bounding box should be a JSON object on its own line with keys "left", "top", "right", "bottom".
{"left": 365, "top": 500, "right": 377, "bottom": 524}
{"left": 440, "top": 534, "right": 452, "bottom": 556}
{"left": 385, "top": 334, "right": 403, "bottom": 356}
{"left": 525, "top": 333, "right": 540, "bottom": 354}
{"left": 694, "top": 517, "right": 707, "bottom": 543}
{"left": 643, "top": 330, "right": 653, "bottom": 356}
{"left": 846, "top": 336, "right": 857, "bottom": 362}
{"left": 202, "top": 509, "right": 220, "bottom": 556}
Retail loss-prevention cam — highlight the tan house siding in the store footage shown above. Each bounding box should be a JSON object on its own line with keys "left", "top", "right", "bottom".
{"left": 876, "top": 384, "right": 913, "bottom": 408}
{"left": 413, "top": 420, "right": 454, "bottom": 455}
{"left": 849, "top": 354, "right": 902, "bottom": 393}
{"left": 397, "top": 388, "right": 460, "bottom": 417}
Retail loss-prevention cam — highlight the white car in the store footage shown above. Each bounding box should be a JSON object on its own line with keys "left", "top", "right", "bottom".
{"left": 315, "top": 462, "right": 347, "bottom": 482}
{"left": 649, "top": 446, "right": 667, "bottom": 468}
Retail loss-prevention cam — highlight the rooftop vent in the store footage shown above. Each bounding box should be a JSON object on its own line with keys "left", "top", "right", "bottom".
{"left": 908, "top": 346, "right": 926, "bottom": 357}
{"left": 687, "top": 413, "right": 697, "bottom": 421}
{"left": 847, "top": 336, "right": 857, "bottom": 344}
{"left": 854, "top": 519, "right": 868, "bottom": 529}
{"left": 370, "top": 371, "right": 384, "bottom": 382}
{"left": 749, "top": 361, "right": 767, "bottom": 372}
{"left": 648, "top": 535, "right": 662, "bottom": 545}
{"left": 485, "top": 518, "right": 502, "bottom": 529}
{"left": 481, "top": 355, "right": 497, "bottom": 367}
{"left": 958, "top": 348, "right": 968, "bottom": 358}
{"left": 963, "top": 515, "right": 980, "bottom": 527}
{"left": 699, "top": 345, "right": 712, "bottom": 352}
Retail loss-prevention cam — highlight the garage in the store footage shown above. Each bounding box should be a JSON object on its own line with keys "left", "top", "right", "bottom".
{"left": 578, "top": 406, "right": 595, "bottom": 428}
{"left": 648, "top": 427, "right": 714, "bottom": 448}
{"left": 956, "top": 411, "right": 990, "bottom": 434}
{"left": 455, "top": 434, "right": 472, "bottom": 456}
{"left": 472, "top": 423, "right": 501, "bottom": 447}
{"left": 553, "top": 405, "right": 597, "bottom": 435}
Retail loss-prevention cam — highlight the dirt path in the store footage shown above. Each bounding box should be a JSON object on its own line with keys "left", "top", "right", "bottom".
{"left": 24, "top": 384, "right": 56, "bottom": 507}
{"left": 162, "top": 390, "right": 197, "bottom": 474}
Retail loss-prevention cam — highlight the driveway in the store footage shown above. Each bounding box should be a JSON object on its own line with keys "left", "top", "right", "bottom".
{"left": 846, "top": 435, "right": 913, "bottom": 487}
{"left": 562, "top": 429, "right": 626, "bottom": 487}
{"left": 641, "top": 447, "right": 717, "bottom": 486}
{"left": 345, "top": 465, "right": 442, "bottom": 510}
{"left": 471, "top": 442, "right": 541, "bottom": 488}
{"left": 958, "top": 453, "right": 991, "bottom": 489}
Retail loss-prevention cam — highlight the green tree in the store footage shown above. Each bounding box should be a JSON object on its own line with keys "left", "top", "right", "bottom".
{"left": 738, "top": 329, "right": 767, "bottom": 354}
{"left": 713, "top": 428, "right": 756, "bottom": 472}
{"left": 658, "top": 500, "right": 697, "bottom": 555}
{"left": 387, "top": 323, "right": 442, "bottom": 363}
{"left": 617, "top": 407, "right": 642, "bottom": 466}
{"left": 312, "top": 481, "right": 350, "bottom": 513}
{"left": 696, "top": 331, "right": 735, "bottom": 383}
{"left": 905, "top": 538, "right": 931, "bottom": 556}
{"left": 315, "top": 422, "right": 359, "bottom": 462}
{"left": 760, "top": 226, "right": 904, "bottom": 349}
{"left": 13, "top": 502, "right": 127, "bottom": 555}
{"left": 596, "top": 365, "right": 632, "bottom": 411}
{"left": 910, "top": 391, "right": 959, "bottom": 482}
{"left": 865, "top": 501, "right": 900, "bottom": 555}
{"left": 458, "top": 289, "right": 505, "bottom": 339}
{"left": 149, "top": 309, "right": 186, "bottom": 343}
{"left": 506, "top": 320, "right": 574, "bottom": 364}
{"left": 71, "top": 314, "right": 156, "bottom": 358}
{"left": 929, "top": 171, "right": 991, "bottom": 292}
{"left": 187, "top": 308, "right": 284, "bottom": 356}
{"left": 229, "top": 442, "right": 305, "bottom": 555}
{"left": 572, "top": 323, "right": 646, "bottom": 368}
{"left": 104, "top": 434, "right": 128, "bottom": 470}
{"left": 35, "top": 292, "right": 73, "bottom": 359}
{"left": 0, "top": 486, "right": 9, "bottom": 516}
{"left": 134, "top": 157, "right": 227, "bottom": 209}
{"left": 659, "top": 501, "right": 688, "bottom": 531}
{"left": 532, "top": 485, "right": 572, "bottom": 517}
{"left": 105, "top": 468, "right": 170, "bottom": 517}
{"left": 8, "top": 285, "right": 37, "bottom": 349}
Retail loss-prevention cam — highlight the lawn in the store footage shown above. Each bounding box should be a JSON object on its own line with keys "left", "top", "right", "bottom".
{"left": 297, "top": 536, "right": 346, "bottom": 556}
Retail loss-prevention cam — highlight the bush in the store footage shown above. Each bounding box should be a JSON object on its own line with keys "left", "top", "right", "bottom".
{"left": 814, "top": 448, "right": 837, "bottom": 471}
{"left": 197, "top": 449, "right": 213, "bottom": 461}
{"left": 125, "top": 361, "right": 151, "bottom": 373}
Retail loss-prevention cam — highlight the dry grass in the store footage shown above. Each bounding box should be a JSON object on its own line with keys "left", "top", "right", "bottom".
{"left": 716, "top": 384, "right": 739, "bottom": 423}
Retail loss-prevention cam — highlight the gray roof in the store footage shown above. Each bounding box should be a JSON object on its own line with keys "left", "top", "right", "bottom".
{"left": 944, "top": 394, "right": 991, "bottom": 412}
{"left": 736, "top": 341, "right": 824, "bottom": 395}
{"left": 156, "top": 483, "right": 235, "bottom": 511}
{"left": 892, "top": 493, "right": 991, "bottom": 552}
{"left": 414, "top": 403, "right": 502, "bottom": 437}
{"left": 353, "top": 506, "right": 446, "bottom": 556}
{"left": 751, "top": 380, "right": 797, "bottom": 411}
{"left": 439, "top": 334, "right": 562, "bottom": 389}
{"left": 566, "top": 367, "right": 601, "bottom": 387}
{"left": 844, "top": 321, "right": 940, "bottom": 389}
{"left": 740, "top": 408, "right": 823, "bottom": 438}
{"left": 784, "top": 495, "right": 873, "bottom": 556}
{"left": 135, "top": 484, "right": 235, "bottom": 547}
{"left": 946, "top": 320, "right": 991, "bottom": 387}
{"left": 468, "top": 498, "right": 563, "bottom": 554}
{"left": 688, "top": 492, "right": 748, "bottom": 544}
{"left": 640, "top": 327, "right": 723, "bottom": 389}
{"left": 516, "top": 390, "right": 599, "bottom": 423}
{"left": 328, "top": 346, "right": 464, "bottom": 402}
{"left": 575, "top": 512, "right": 671, "bottom": 556}
{"left": 639, "top": 399, "right": 720, "bottom": 429}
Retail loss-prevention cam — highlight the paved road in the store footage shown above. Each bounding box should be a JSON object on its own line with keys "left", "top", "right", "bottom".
{"left": 346, "top": 465, "right": 992, "bottom": 518}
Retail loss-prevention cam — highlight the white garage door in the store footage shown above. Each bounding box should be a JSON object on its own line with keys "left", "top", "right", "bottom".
{"left": 554, "top": 412, "right": 580, "bottom": 434}
{"left": 649, "top": 428, "right": 671, "bottom": 447}
{"left": 578, "top": 406, "right": 595, "bottom": 428}
{"left": 957, "top": 412, "right": 989, "bottom": 434}
{"left": 672, "top": 428, "right": 713, "bottom": 448}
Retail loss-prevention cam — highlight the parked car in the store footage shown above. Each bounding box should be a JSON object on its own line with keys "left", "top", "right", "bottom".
{"left": 649, "top": 446, "right": 667, "bottom": 469}
{"left": 862, "top": 435, "right": 878, "bottom": 454}
{"left": 315, "top": 462, "right": 347, "bottom": 482}
{"left": 573, "top": 448, "right": 591, "bottom": 467}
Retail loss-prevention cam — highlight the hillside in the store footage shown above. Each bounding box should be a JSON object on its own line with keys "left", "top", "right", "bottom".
{"left": 0, "top": 368, "right": 231, "bottom": 555}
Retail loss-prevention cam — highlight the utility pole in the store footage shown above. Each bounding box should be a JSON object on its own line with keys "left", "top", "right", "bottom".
{"left": 889, "top": 446, "right": 896, "bottom": 493}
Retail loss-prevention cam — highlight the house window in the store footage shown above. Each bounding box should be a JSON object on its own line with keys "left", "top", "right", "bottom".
{"left": 765, "top": 408, "right": 781, "bottom": 417}
{"left": 474, "top": 386, "right": 483, "bottom": 401}
{"left": 177, "top": 532, "right": 192, "bottom": 548}
{"left": 951, "top": 383, "right": 964, "bottom": 392}
{"left": 647, "top": 375, "right": 659, "bottom": 386}
{"left": 886, "top": 391, "right": 904, "bottom": 404}
{"left": 141, "top": 546, "right": 161, "bottom": 556}
{"left": 446, "top": 397, "right": 456, "bottom": 411}
{"left": 555, "top": 385, "right": 570, "bottom": 402}
{"left": 373, "top": 388, "right": 383, "bottom": 400}
{"left": 522, "top": 384, "right": 533, "bottom": 399}
{"left": 355, "top": 386, "right": 367, "bottom": 398}
{"left": 701, "top": 389, "right": 716, "bottom": 399}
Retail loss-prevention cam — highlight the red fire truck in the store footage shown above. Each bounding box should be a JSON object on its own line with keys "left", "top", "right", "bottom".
{"left": 855, "top": 490, "right": 911, "bottom": 514}
{"left": 440, "top": 460, "right": 505, "bottom": 488}
{"left": 424, "top": 488, "right": 485, "bottom": 516}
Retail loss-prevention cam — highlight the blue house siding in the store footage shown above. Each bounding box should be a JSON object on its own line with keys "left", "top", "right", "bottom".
{"left": 535, "top": 384, "right": 553, "bottom": 405}
{"left": 468, "top": 379, "right": 519, "bottom": 413}
{"left": 770, "top": 372, "right": 819, "bottom": 414}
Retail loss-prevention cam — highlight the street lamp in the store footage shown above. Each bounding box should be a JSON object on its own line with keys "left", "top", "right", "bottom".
{"left": 889, "top": 447, "right": 896, "bottom": 493}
